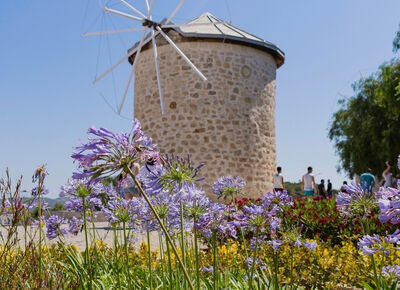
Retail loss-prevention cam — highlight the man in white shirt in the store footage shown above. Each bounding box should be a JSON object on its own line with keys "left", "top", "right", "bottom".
{"left": 273, "top": 167, "right": 285, "bottom": 192}
{"left": 301, "top": 166, "right": 316, "bottom": 196}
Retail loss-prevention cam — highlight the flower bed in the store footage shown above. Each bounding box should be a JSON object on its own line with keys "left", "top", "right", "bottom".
{"left": 1, "top": 120, "right": 400, "bottom": 289}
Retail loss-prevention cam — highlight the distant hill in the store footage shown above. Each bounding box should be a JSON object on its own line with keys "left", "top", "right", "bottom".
{"left": 43, "top": 197, "right": 67, "bottom": 207}
{"left": 22, "top": 196, "right": 67, "bottom": 208}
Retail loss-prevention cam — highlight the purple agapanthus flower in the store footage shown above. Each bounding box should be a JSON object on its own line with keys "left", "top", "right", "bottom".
{"left": 336, "top": 183, "right": 364, "bottom": 214}
{"left": 159, "top": 154, "right": 204, "bottom": 192}
{"left": 139, "top": 165, "right": 166, "bottom": 196}
{"left": 336, "top": 182, "right": 376, "bottom": 217}
{"left": 242, "top": 190, "right": 291, "bottom": 233}
{"left": 270, "top": 217, "right": 281, "bottom": 230}
{"left": 244, "top": 204, "right": 264, "bottom": 216}
{"left": 1, "top": 200, "right": 11, "bottom": 215}
{"left": 303, "top": 241, "right": 317, "bottom": 250}
{"left": 31, "top": 186, "right": 49, "bottom": 196}
{"left": 71, "top": 119, "right": 158, "bottom": 181}
{"left": 65, "top": 197, "right": 84, "bottom": 212}
{"left": 268, "top": 239, "right": 283, "bottom": 251}
{"left": 385, "top": 229, "right": 400, "bottom": 244}
{"left": 212, "top": 175, "right": 245, "bottom": 199}
{"left": 134, "top": 154, "right": 204, "bottom": 198}
{"left": 68, "top": 217, "right": 83, "bottom": 235}
{"left": 60, "top": 178, "right": 91, "bottom": 198}
{"left": 378, "top": 187, "right": 400, "bottom": 225}
{"left": 376, "top": 155, "right": 400, "bottom": 223}
{"left": 358, "top": 234, "right": 381, "bottom": 255}
{"left": 102, "top": 198, "right": 142, "bottom": 226}
{"left": 245, "top": 257, "right": 266, "bottom": 270}
{"left": 42, "top": 202, "right": 50, "bottom": 210}
{"left": 61, "top": 178, "right": 117, "bottom": 200}
{"left": 173, "top": 184, "right": 211, "bottom": 232}
{"left": 243, "top": 203, "right": 281, "bottom": 232}
{"left": 262, "top": 190, "right": 293, "bottom": 208}
{"left": 195, "top": 202, "right": 235, "bottom": 239}
{"left": 3, "top": 200, "right": 11, "bottom": 209}
{"left": 45, "top": 215, "right": 68, "bottom": 240}
{"left": 61, "top": 178, "right": 117, "bottom": 214}
{"left": 382, "top": 265, "right": 400, "bottom": 279}
{"left": 22, "top": 198, "right": 37, "bottom": 210}
{"left": 201, "top": 266, "right": 213, "bottom": 273}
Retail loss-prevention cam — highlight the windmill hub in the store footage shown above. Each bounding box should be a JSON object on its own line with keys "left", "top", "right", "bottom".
{"left": 142, "top": 19, "right": 161, "bottom": 29}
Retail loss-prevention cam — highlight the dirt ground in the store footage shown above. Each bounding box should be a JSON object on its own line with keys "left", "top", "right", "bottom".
{"left": 0, "top": 222, "right": 162, "bottom": 250}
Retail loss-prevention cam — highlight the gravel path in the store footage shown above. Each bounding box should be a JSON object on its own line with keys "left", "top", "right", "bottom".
{"left": 0, "top": 222, "right": 161, "bottom": 250}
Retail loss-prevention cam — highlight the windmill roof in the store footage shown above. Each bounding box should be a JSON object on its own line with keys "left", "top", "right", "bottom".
{"left": 129, "top": 12, "right": 285, "bottom": 67}
{"left": 174, "top": 12, "right": 284, "bottom": 66}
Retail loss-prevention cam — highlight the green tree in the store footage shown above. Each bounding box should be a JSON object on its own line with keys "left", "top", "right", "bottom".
{"left": 329, "top": 59, "right": 400, "bottom": 177}
{"left": 393, "top": 24, "right": 400, "bottom": 53}
{"left": 51, "top": 202, "right": 65, "bottom": 211}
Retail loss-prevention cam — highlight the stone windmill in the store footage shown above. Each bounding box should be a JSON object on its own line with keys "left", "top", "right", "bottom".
{"left": 86, "top": 1, "right": 285, "bottom": 199}
{"left": 131, "top": 13, "right": 285, "bottom": 199}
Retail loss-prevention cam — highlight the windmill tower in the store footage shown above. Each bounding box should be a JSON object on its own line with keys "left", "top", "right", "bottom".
{"left": 130, "top": 13, "right": 285, "bottom": 199}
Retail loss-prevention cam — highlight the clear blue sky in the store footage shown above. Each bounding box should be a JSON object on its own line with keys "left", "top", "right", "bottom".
{"left": 1, "top": 1, "right": 399, "bottom": 197}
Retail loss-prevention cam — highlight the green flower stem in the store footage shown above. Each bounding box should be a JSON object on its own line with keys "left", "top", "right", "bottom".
{"left": 123, "top": 221, "right": 132, "bottom": 289}
{"left": 180, "top": 201, "right": 187, "bottom": 290}
{"left": 193, "top": 217, "right": 200, "bottom": 290}
{"left": 212, "top": 230, "right": 218, "bottom": 290}
{"left": 289, "top": 246, "right": 294, "bottom": 290}
{"left": 248, "top": 226, "right": 260, "bottom": 289}
{"left": 113, "top": 224, "right": 118, "bottom": 252}
{"left": 37, "top": 188, "right": 43, "bottom": 281}
{"left": 113, "top": 225, "right": 121, "bottom": 289}
{"left": 91, "top": 214, "right": 97, "bottom": 244}
{"left": 371, "top": 255, "right": 380, "bottom": 290}
{"left": 159, "top": 233, "right": 166, "bottom": 289}
{"left": 147, "top": 230, "right": 153, "bottom": 290}
{"left": 273, "top": 251, "right": 279, "bottom": 290}
{"left": 240, "top": 228, "right": 249, "bottom": 260}
{"left": 165, "top": 220, "right": 174, "bottom": 290}
{"left": 361, "top": 219, "right": 380, "bottom": 289}
{"left": 82, "top": 197, "right": 92, "bottom": 290}
{"left": 127, "top": 167, "right": 194, "bottom": 290}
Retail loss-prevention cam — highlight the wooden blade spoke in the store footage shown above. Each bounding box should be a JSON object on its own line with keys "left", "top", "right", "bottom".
{"left": 93, "top": 30, "right": 159, "bottom": 84}
{"left": 156, "top": 26, "right": 207, "bottom": 81}
{"left": 103, "top": 7, "right": 144, "bottom": 23}
{"left": 118, "top": 28, "right": 148, "bottom": 115}
{"left": 166, "top": 0, "right": 185, "bottom": 24}
{"left": 81, "top": 27, "right": 145, "bottom": 37}
{"left": 119, "top": 0, "right": 147, "bottom": 19}
{"left": 151, "top": 29, "right": 165, "bottom": 114}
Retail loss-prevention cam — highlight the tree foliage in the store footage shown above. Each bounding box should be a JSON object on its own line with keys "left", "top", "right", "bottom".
{"left": 329, "top": 59, "right": 400, "bottom": 177}
{"left": 393, "top": 24, "right": 400, "bottom": 53}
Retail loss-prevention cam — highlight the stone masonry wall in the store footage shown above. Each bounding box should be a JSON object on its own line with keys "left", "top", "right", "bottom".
{"left": 134, "top": 37, "right": 277, "bottom": 200}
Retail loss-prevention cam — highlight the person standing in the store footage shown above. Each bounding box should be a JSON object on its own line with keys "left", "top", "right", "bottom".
{"left": 327, "top": 179, "right": 332, "bottom": 196}
{"left": 318, "top": 179, "right": 327, "bottom": 197}
{"left": 394, "top": 174, "right": 400, "bottom": 189}
{"left": 382, "top": 161, "right": 392, "bottom": 188}
{"left": 301, "top": 167, "right": 316, "bottom": 196}
{"left": 116, "top": 173, "right": 127, "bottom": 198}
{"left": 273, "top": 166, "right": 285, "bottom": 192}
{"left": 340, "top": 181, "right": 348, "bottom": 193}
{"left": 360, "top": 168, "right": 376, "bottom": 192}
{"left": 139, "top": 157, "right": 157, "bottom": 179}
